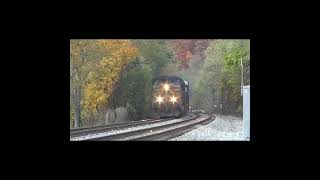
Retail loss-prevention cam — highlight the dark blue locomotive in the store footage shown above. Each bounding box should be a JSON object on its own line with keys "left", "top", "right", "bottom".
{"left": 151, "top": 76, "right": 189, "bottom": 118}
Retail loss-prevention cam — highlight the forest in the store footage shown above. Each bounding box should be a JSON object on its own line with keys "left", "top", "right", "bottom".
{"left": 70, "top": 39, "right": 250, "bottom": 128}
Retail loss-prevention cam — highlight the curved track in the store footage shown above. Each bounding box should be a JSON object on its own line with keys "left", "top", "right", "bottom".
{"left": 134, "top": 113, "right": 215, "bottom": 141}
{"left": 70, "top": 113, "right": 215, "bottom": 141}
{"left": 70, "top": 117, "right": 176, "bottom": 138}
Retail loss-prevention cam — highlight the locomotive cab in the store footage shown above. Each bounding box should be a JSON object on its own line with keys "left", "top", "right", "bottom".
{"left": 151, "top": 76, "right": 189, "bottom": 118}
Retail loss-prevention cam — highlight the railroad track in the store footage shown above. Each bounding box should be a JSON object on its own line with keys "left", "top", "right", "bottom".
{"left": 70, "top": 117, "right": 176, "bottom": 138}
{"left": 75, "top": 113, "right": 214, "bottom": 141}
{"left": 135, "top": 114, "right": 215, "bottom": 141}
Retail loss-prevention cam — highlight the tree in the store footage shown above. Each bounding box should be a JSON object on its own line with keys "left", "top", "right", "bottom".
{"left": 108, "top": 60, "right": 152, "bottom": 121}
{"left": 70, "top": 40, "right": 138, "bottom": 127}
{"left": 133, "top": 40, "right": 173, "bottom": 76}
{"left": 170, "top": 40, "right": 211, "bottom": 69}
{"left": 192, "top": 40, "right": 250, "bottom": 115}
{"left": 105, "top": 40, "right": 179, "bottom": 121}
{"left": 70, "top": 40, "right": 98, "bottom": 127}
{"left": 82, "top": 40, "right": 138, "bottom": 120}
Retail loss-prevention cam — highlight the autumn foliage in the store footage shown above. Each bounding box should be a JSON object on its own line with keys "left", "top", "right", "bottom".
{"left": 82, "top": 40, "right": 138, "bottom": 115}
{"left": 170, "top": 40, "right": 210, "bottom": 69}
{"left": 70, "top": 39, "right": 249, "bottom": 128}
{"left": 70, "top": 40, "right": 138, "bottom": 123}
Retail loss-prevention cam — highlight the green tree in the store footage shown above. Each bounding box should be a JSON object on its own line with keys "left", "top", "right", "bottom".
{"left": 108, "top": 59, "right": 152, "bottom": 120}
{"left": 106, "top": 40, "right": 174, "bottom": 121}
{"left": 193, "top": 39, "right": 250, "bottom": 115}
{"left": 133, "top": 40, "right": 173, "bottom": 76}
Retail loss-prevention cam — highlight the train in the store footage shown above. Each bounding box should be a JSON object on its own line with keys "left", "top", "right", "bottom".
{"left": 151, "top": 76, "right": 189, "bottom": 118}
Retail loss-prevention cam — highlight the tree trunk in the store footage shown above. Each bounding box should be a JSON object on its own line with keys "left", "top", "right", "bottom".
{"left": 74, "top": 88, "right": 81, "bottom": 128}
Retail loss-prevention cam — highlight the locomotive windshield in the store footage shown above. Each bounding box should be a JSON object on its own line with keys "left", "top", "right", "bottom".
{"left": 153, "top": 79, "right": 180, "bottom": 86}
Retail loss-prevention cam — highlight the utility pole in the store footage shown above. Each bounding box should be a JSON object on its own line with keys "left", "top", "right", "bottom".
{"left": 240, "top": 57, "right": 244, "bottom": 96}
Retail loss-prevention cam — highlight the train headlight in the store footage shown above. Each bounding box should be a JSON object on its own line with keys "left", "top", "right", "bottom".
{"left": 156, "top": 95, "right": 163, "bottom": 104}
{"left": 163, "top": 84, "right": 170, "bottom": 92}
{"left": 170, "top": 95, "right": 177, "bottom": 104}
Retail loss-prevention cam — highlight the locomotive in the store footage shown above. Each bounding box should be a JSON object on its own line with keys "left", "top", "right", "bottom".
{"left": 151, "top": 76, "right": 189, "bottom": 118}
